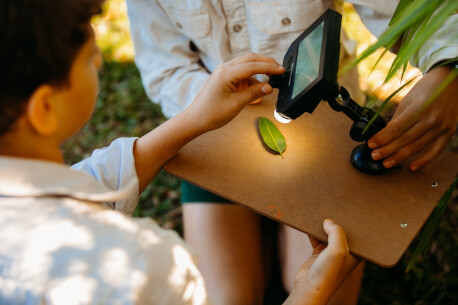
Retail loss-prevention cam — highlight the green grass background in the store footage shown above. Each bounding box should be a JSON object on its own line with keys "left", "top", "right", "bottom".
{"left": 62, "top": 1, "right": 458, "bottom": 304}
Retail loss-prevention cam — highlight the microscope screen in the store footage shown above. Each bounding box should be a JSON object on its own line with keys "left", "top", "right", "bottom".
{"left": 292, "top": 22, "right": 324, "bottom": 99}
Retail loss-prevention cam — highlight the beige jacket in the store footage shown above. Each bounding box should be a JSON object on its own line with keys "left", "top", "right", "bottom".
{"left": 126, "top": 0, "right": 457, "bottom": 118}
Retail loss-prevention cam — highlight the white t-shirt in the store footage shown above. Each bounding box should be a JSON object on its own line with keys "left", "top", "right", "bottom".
{"left": 0, "top": 138, "right": 209, "bottom": 305}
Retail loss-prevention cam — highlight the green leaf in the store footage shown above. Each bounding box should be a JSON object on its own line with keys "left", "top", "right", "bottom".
{"left": 362, "top": 75, "right": 420, "bottom": 135}
{"left": 389, "top": 0, "right": 415, "bottom": 26}
{"left": 258, "top": 117, "right": 287, "bottom": 158}
{"left": 406, "top": 176, "right": 458, "bottom": 273}
{"left": 340, "top": 0, "right": 444, "bottom": 75}
{"left": 384, "top": 1, "right": 458, "bottom": 82}
{"left": 368, "top": 41, "right": 394, "bottom": 75}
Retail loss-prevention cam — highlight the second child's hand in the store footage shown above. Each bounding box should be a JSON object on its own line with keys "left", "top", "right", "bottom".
{"left": 189, "top": 53, "right": 285, "bottom": 132}
{"left": 284, "top": 219, "right": 361, "bottom": 305}
{"left": 368, "top": 66, "right": 458, "bottom": 171}
{"left": 134, "top": 53, "right": 284, "bottom": 192}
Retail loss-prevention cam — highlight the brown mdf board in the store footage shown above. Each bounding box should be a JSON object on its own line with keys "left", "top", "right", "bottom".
{"left": 164, "top": 93, "right": 458, "bottom": 267}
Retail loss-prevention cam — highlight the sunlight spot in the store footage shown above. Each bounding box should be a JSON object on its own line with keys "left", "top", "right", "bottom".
{"left": 168, "top": 245, "right": 208, "bottom": 304}
{"left": 47, "top": 275, "right": 97, "bottom": 305}
{"left": 67, "top": 259, "right": 89, "bottom": 274}
{"left": 27, "top": 220, "right": 94, "bottom": 253}
{"left": 99, "top": 248, "right": 130, "bottom": 286}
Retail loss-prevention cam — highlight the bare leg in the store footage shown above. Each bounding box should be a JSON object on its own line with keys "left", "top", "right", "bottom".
{"left": 278, "top": 224, "right": 364, "bottom": 305}
{"left": 183, "top": 203, "right": 267, "bottom": 305}
{"left": 277, "top": 224, "right": 313, "bottom": 293}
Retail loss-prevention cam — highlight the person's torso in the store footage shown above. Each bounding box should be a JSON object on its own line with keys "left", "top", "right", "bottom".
{"left": 155, "top": 0, "right": 335, "bottom": 71}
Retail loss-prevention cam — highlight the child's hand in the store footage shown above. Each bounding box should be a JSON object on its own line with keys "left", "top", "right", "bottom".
{"left": 187, "top": 53, "right": 285, "bottom": 132}
{"left": 368, "top": 66, "right": 458, "bottom": 171}
{"left": 284, "top": 219, "right": 361, "bottom": 305}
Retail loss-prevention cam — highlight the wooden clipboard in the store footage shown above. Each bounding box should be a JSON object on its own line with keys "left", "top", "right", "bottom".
{"left": 164, "top": 92, "right": 457, "bottom": 267}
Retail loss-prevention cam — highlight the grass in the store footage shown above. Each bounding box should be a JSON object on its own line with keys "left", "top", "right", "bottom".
{"left": 62, "top": 1, "right": 458, "bottom": 303}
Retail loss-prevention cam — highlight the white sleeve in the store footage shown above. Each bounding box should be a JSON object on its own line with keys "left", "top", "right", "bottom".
{"left": 408, "top": 14, "right": 458, "bottom": 72}
{"left": 126, "top": 0, "right": 210, "bottom": 118}
{"left": 71, "top": 137, "right": 140, "bottom": 216}
{"left": 352, "top": 2, "right": 458, "bottom": 73}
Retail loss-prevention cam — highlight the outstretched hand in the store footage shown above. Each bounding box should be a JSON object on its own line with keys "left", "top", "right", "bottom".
{"left": 284, "top": 219, "right": 361, "bottom": 305}
{"left": 368, "top": 65, "right": 458, "bottom": 171}
{"left": 188, "top": 53, "right": 284, "bottom": 132}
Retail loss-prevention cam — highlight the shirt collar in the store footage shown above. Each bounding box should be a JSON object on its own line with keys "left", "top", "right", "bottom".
{"left": 0, "top": 156, "right": 135, "bottom": 203}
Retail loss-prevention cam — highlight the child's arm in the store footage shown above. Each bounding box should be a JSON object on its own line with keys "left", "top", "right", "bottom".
{"left": 283, "top": 219, "right": 361, "bottom": 305}
{"left": 133, "top": 53, "right": 285, "bottom": 192}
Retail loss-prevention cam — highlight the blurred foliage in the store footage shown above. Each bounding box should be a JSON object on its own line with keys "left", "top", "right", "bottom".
{"left": 61, "top": 1, "right": 458, "bottom": 304}
{"left": 92, "top": 0, "right": 135, "bottom": 62}
{"left": 360, "top": 194, "right": 458, "bottom": 305}
{"left": 342, "top": 3, "right": 421, "bottom": 105}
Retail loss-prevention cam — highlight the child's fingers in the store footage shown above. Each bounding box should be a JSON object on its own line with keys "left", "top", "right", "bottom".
{"left": 322, "top": 219, "right": 348, "bottom": 255}
{"left": 309, "top": 237, "right": 327, "bottom": 255}
{"left": 227, "top": 62, "right": 284, "bottom": 83}
{"left": 247, "top": 77, "right": 261, "bottom": 86}
{"left": 308, "top": 235, "right": 321, "bottom": 248}
{"left": 408, "top": 134, "right": 451, "bottom": 171}
{"left": 237, "top": 82, "right": 273, "bottom": 103}
{"left": 368, "top": 109, "right": 417, "bottom": 150}
{"left": 322, "top": 219, "right": 362, "bottom": 280}
{"left": 247, "top": 78, "right": 263, "bottom": 104}
{"left": 227, "top": 52, "right": 281, "bottom": 66}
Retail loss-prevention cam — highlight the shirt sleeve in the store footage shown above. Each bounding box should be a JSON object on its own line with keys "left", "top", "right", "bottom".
{"left": 71, "top": 137, "right": 140, "bottom": 216}
{"left": 352, "top": 2, "right": 458, "bottom": 73}
{"left": 126, "top": 0, "right": 210, "bottom": 118}
{"left": 409, "top": 13, "right": 458, "bottom": 73}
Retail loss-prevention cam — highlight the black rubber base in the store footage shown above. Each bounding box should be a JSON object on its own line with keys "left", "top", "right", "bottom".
{"left": 351, "top": 143, "right": 389, "bottom": 175}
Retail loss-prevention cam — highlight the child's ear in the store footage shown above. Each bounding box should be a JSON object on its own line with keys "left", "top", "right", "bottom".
{"left": 26, "top": 85, "right": 59, "bottom": 136}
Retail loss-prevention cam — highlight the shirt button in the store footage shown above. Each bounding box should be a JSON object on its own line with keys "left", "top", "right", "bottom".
{"left": 176, "top": 22, "right": 183, "bottom": 29}
{"left": 233, "top": 24, "right": 242, "bottom": 32}
{"left": 281, "top": 17, "right": 291, "bottom": 26}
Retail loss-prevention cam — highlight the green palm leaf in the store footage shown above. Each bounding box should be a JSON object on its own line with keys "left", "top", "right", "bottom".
{"left": 406, "top": 176, "right": 458, "bottom": 273}
{"left": 389, "top": 0, "right": 414, "bottom": 26}
{"left": 340, "top": 0, "right": 449, "bottom": 76}
{"left": 343, "top": 0, "right": 458, "bottom": 272}
{"left": 385, "top": 1, "right": 458, "bottom": 82}
{"left": 362, "top": 75, "right": 420, "bottom": 135}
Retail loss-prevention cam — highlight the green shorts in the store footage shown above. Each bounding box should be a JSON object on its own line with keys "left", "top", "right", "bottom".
{"left": 181, "top": 180, "right": 231, "bottom": 204}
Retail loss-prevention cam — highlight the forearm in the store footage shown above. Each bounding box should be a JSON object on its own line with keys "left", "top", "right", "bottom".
{"left": 133, "top": 109, "right": 206, "bottom": 193}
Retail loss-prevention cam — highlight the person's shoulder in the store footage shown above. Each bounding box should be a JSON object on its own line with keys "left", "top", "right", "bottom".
{"left": 0, "top": 196, "right": 206, "bottom": 304}
{"left": 0, "top": 195, "right": 186, "bottom": 258}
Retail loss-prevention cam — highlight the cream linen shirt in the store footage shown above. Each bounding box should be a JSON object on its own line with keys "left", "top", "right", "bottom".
{"left": 0, "top": 138, "right": 209, "bottom": 305}
{"left": 126, "top": 0, "right": 457, "bottom": 118}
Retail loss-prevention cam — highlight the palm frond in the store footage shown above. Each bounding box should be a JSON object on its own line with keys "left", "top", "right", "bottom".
{"left": 385, "top": 1, "right": 458, "bottom": 82}
{"left": 406, "top": 176, "right": 458, "bottom": 273}
{"left": 362, "top": 75, "right": 420, "bottom": 135}
{"left": 343, "top": 0, "right": 458, "bottom": 272}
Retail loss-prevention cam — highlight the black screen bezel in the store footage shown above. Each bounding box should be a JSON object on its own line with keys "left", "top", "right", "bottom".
{"left": 275, "top": 9, "right": 341, "bottom": 119}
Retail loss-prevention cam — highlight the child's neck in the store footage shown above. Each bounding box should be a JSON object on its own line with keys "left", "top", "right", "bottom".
{"left": 0, "top": 132, "right": 64, "bottom": 164}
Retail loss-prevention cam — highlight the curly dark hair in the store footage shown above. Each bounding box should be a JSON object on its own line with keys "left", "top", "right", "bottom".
{"left": 0, "top": 0, "right": 104, "bottom": 136}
